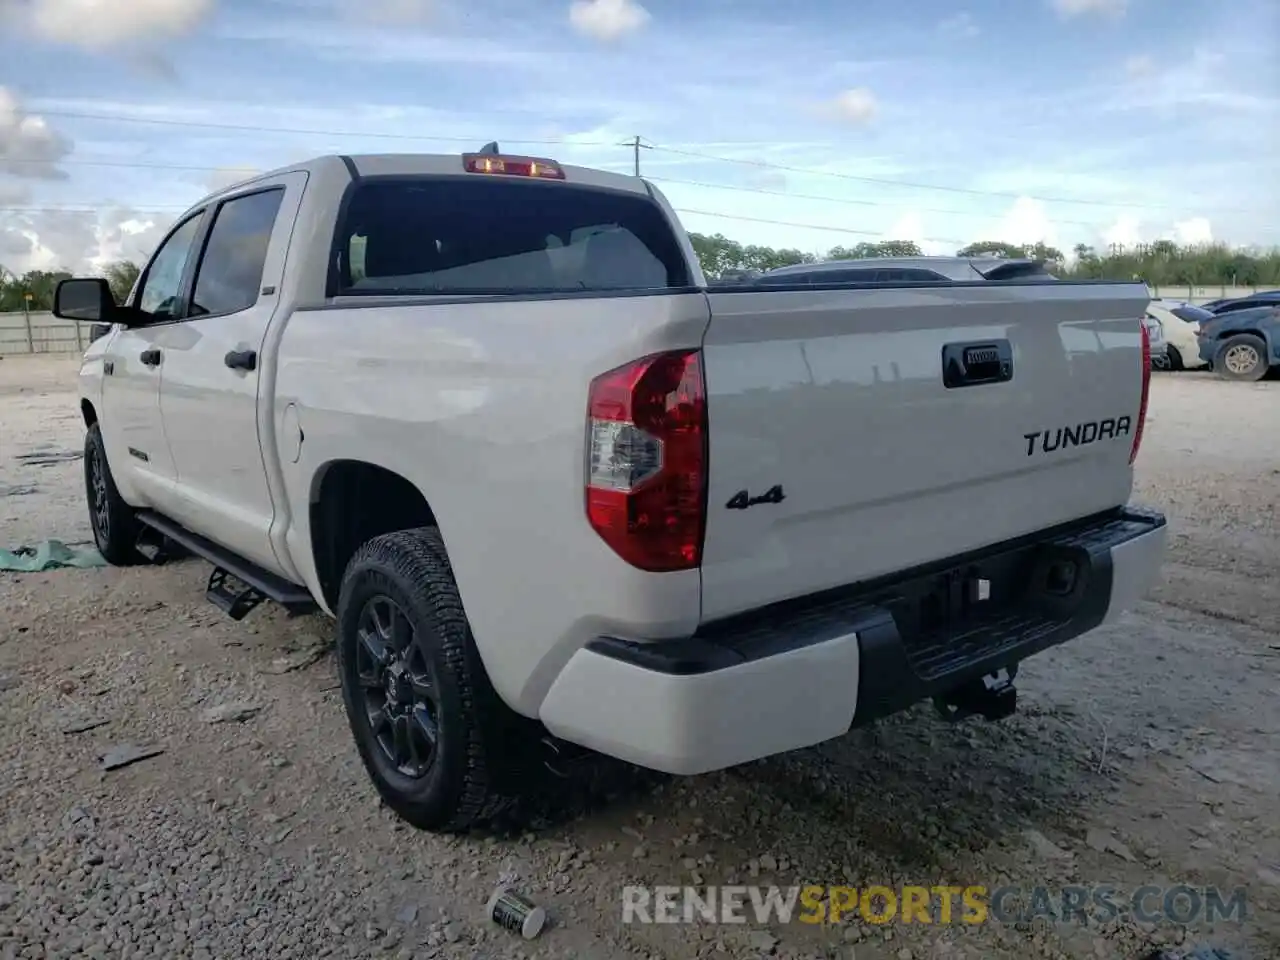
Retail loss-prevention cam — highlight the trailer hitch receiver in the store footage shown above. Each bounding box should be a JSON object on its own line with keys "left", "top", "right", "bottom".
{"left": 933, "top": 667, "right": 1017, "bottom": 722}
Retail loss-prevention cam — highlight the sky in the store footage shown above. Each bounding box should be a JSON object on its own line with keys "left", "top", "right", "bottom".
{"left": 0, "top": 0, "right": 1277, "bottom": 275}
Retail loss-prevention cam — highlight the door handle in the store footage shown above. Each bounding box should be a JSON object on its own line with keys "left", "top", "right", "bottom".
{"left": 140, "top": 348, "right": 162, "bottom": 367}
{"left": 942, "top": 340, "right": 1013, "bottom": 388}
{"left": 224, "top": 349, "right": 257, "bottom": 371}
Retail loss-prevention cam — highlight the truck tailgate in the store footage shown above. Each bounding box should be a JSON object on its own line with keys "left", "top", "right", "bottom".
{"left": 698, "top": 281, "right": 1151, "bottom": 621}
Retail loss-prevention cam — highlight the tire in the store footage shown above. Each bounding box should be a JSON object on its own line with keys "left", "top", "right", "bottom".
{"left": 336, "top": 527, "right": 519, "bottom": 832}
{"left": 1166, "top": 346, "right": 1184, "bottom": 371}
{"left": 1150, "top": 352, "right": 1171, "bottom": 371}
{"left": 1212, "top": 334, "right": 1269, "bottom": 382}
{"left": 83, "top": 424, "right": 141, "bottom": 565}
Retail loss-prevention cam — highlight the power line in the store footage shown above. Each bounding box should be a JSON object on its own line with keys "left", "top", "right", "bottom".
{"left": 25, "top": 107, "right": 1235, "bottom": 213}
{"left": 0, "top": 155, "right": 1134, "bottom": 232}
{"left": 31, "top": 107, "right": 811, "bottom": 147}
{"left": 649, "top": 176, "right": 1117, "bottom": 231}
{"left": 647, "top": 142, "right": 1242, "bottom": 214}
{"left": 0, "top": 199, "right": 966, "bottom": 245}
{"left": 29, "top": 108, "right": 612, "bottom": 147}
{"left": 672, "top": 208, "right": 967, "bottom": 246}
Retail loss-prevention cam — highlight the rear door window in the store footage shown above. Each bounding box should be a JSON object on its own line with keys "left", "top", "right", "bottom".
{"left": 189, "top": 189, "right": 285, "bottom": 317}
{"left": 333, "top": 177, "right": 690, "bottom": 296}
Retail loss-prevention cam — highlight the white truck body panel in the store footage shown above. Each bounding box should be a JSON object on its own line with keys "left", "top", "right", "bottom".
{"left": 698, "top": 283, "right": 1144, "bottom": 621}
{"left": 272, "top": 293, "right": 712, "bottom": 711}
{"left": 73, "top": 151, "right": 1167, "bottom": 780}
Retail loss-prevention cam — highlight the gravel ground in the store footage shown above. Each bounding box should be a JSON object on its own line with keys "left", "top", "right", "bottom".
{"left": 1, "top": 356, "right": 1277, "bottom": 960}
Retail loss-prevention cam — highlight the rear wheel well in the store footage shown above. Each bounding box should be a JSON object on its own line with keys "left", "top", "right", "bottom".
{"left": 81, "top": 399, "right": 98, "bottom": 428}
{"left": 310, "top": 461, "right": 436, "bottom": 610}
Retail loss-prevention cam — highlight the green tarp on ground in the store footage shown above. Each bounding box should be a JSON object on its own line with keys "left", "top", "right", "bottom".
{"left": 0, "top": 539, "right": 105, "bottom": 571}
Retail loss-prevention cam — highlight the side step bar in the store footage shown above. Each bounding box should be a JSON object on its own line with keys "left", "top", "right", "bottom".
{"left": 135, "top": 511, "right": 317, "bottom": 620}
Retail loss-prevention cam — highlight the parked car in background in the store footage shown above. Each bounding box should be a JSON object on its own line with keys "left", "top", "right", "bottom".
{"left": 756, "top": 256, "right": 1057, "bottom": 284}
{"left": 1145, "top": 301, "right": 1211, "bottom": 370}
{"left": 1142, "top": 313, "right": 1168, "bottom": 368}
{"left": 1207, "top": 291, "right": 1280, "bottom": 316}
{"left": 708, "top": 268, "right": 763, "bottom": 286}
{"left": 1196, "top": 305, "right": 1279, "bottom": 381}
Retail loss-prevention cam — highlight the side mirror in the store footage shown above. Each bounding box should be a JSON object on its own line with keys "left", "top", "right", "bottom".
{"left": 53, "top": 277, "right": 118, "bottom": 324}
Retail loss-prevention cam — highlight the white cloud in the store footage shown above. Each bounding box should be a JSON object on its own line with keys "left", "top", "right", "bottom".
{"left": 1174, "top": 217, "right": 1213, "bottom": 246}
{"left": 825, "top": 87, "right": 878, "bottom": 125}
{"left": 881, "top": 210, "right": 948, "bottom": 255}
{"left": 0, "top": 206, "right": 167, "bottom": 273}
{"left": 1104, "top": 215, "right": 1143, "bottom": 249}
{"left": 938, "top": 13, "right": 979, "bottom": 38}
{"left": 0, "top": 86, "right": 73, "bottom": 179}
{"left": 10, "top": 0, "right": 213, "bottom": 48}
{"left": 0, "top": 183, "right": 32, "bottom": 206}
{"left": 568, "top": 0, "right": 650, "bottom": 42}
{"left": 1100, "top": 215, "right": 1215, "bottom": 250}
{"left": 992, "top": 197, "right": 1059, "bottom": 249}
{"left": 1051, "top": 0, "right": 1127, "bottom": 17}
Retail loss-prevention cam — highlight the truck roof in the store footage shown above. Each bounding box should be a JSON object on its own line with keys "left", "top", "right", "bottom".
{"left": 207, "top": 152, "right": 651, "bottom": 201}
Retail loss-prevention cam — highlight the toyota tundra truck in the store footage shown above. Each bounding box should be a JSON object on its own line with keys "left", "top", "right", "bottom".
{"left": 55, "top": 147, "right": 1167, "bottom": 833}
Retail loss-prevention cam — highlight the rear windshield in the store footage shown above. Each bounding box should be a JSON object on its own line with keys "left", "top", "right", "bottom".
{"left": 331, "top": 176, "right": 691, "bottom": 296}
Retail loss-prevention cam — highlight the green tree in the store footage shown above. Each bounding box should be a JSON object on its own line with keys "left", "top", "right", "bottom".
{"left": 828, "top": 240, "right": 923, "bottom": 259}
{"left": 1, "top": 261, "right": 143, "bottom": 312}
{"left": 104, "top": 260, "right": 141, "bottom": 303}
{"left": 0, "top": 268, "right": 72, "bottom": 311}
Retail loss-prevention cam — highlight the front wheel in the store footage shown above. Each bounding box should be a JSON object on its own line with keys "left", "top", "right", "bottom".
{"left": 1166, "top": 346, "right": 1184, "bottom": 371}
{"left": 1213, "top": 334, "right": 1269, "bottom": 382}
{"left": 84, "top": 424, "right": 141, "bottom": 565}
{"left": 336, "top": 527, "right": 518, "bottom": 832}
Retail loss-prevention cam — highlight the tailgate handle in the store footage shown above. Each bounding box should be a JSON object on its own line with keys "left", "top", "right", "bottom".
{"left": 942, "top": 340, "right": 1013, "bottom": 388}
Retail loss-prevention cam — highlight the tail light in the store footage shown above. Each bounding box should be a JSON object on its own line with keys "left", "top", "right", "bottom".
{"left": 586, "top": 350, "right": 707, "bottom": 571}
{"left": 1130, "top": 318, "right": 1150, "bottom": 465}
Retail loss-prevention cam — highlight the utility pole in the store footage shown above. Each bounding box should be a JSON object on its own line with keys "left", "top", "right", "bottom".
{"left": 619, "top": 136, "right": 649, "bottom": 177}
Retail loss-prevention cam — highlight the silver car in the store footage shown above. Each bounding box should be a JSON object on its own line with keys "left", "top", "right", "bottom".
{"left": 757, "top": 255, "right": 1059, "bottom": 284}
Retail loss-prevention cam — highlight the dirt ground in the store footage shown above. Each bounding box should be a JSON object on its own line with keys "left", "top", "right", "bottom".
{"left": 1, "top": 355, "right": 1277, "bottom": 960}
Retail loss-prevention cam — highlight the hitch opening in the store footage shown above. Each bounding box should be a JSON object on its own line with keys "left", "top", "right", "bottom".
{"left": 933, "top": 667, "right": 1017, "bottom": 722}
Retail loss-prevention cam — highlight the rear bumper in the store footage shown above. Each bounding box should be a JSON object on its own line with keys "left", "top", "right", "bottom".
{"left": 538, "top": 507, "right": 1167, "bottom": 775}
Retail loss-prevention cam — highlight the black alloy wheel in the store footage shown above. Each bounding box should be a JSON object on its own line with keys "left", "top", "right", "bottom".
{"left": 353, "top": 594, "right": 441, "bottom": 779}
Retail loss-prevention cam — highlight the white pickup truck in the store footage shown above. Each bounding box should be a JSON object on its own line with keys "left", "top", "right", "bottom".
{"left": 55, "top": 147, "right": 1167, "bottom": 833}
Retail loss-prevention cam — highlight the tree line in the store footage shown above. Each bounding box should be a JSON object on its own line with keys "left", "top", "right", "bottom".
{"left": 3, "top": 236, "right": 1278, "bottom": 312}
{"left": 689, "top": 235, "right": 1280, "bottom": 286}
{"left": 0, "top": 261, "right": 139, "bottom": 313}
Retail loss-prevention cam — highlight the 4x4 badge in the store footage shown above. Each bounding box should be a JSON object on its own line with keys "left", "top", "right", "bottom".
{"left": 726, "top": 485, "right": 785, "bottom": 510}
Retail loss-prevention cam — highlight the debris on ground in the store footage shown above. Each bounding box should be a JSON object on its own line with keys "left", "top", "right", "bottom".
{"left": 486, "top": 887, "right": 547, "bottom": 940}
{"left": 0, "top": 539, "right": 105, "bottom": 571}
{"left": 1085, "top": 827, "right": 1137, "bottom": 862}
{"left": 14, "top": 449, "right": 83, "bottom": 467}
{"left": 99, "top": 743, "right": 165, "bottom": 771}
{"left": 200, "top": 700, "right": 265, "bottom": 724}
{"left": 260, "top": 638, "right": 329, "bottom": 674}
{"left": 60, "top": 716, "right": 110, "bottom": 735}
